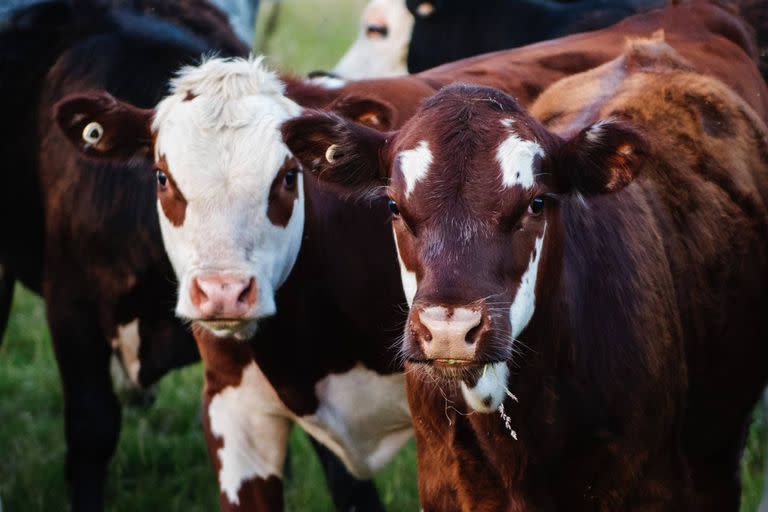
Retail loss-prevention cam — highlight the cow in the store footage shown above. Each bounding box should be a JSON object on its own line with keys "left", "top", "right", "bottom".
{"left": 333, "top": 0, "right": 414, "bottom": 78}
{"left": 52, "top": 2, "right": 766, "bottom": 509}
{"left": 282, "top": 31, "right": 768, "bottom": 511}
{"left": 0, "top": 1, "right": 380, "bottom": 511}
{"left": 406, "top": 0, "right": 670, "bottom": 73}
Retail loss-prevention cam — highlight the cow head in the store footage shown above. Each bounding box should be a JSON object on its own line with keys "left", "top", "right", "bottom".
{"left": 333, "top": 0, "right": 415, "bottom": 79}
{"left": 283, "top": 84, "right": 646, "bottom": 411}
{"left": 54, "top": 57, "right": 306, "bottom": 340}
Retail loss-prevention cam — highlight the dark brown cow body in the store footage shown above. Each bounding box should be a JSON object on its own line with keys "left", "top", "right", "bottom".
{"left": 284, "top": 22, "right": 768, "bottom": 512}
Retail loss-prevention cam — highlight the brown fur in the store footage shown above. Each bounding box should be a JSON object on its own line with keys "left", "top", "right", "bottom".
{"left": 285, "top": 34, "right": 768, "bottom": 512}
{"left": 266, "top": 158, "right": 300, "bottom": 228}
{"left": 155, "top": 154, "right": 187, "bottom": 227}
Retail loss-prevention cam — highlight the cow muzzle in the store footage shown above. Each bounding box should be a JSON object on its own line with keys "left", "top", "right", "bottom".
{"left": 189, "top": 274, "right": 258, "bottom": 338}
{"left": 408, "top": 304, "right": 490, "bottom": 371}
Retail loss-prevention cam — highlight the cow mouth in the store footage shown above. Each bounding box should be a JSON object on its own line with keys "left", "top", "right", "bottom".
{"left": 406, "top": 358, "right": 490, "bottom": 381}
{"left": 197, "top": 318, "right": 259, "bottom": 340}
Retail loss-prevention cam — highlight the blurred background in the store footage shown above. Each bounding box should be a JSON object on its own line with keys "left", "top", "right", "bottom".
{"left": 0, "top": 0, "right": 765, "bottom": 510}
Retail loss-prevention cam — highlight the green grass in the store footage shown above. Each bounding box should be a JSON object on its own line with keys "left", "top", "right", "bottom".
{"left": 0, "top": 286, "right": 419, "bottom": 511}
{"left": 1, "top": 0, "right": 766, "bottom": 510}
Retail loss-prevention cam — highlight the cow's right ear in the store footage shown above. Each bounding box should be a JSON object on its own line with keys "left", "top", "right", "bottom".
{"left": 281, "top": 110, "right": 390, "bottom": 192}
{"left": 54, "top": 91, "right": 154, "bottom": 161}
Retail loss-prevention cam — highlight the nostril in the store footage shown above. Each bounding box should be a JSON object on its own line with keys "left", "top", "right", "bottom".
{"left": 237, "top": 277, "right": 257, "bottom": 306}
{"left": 465, "top": 323, "right": 482, "bottom": 344}
{"left": 190, "top": 278, "right": 208, "bottom": 307}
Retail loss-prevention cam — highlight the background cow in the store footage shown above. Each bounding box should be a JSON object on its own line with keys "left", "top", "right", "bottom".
{"left": 0, "top": 1, "right": 379, "bottom": 510}
{"left": 406, "top": 0, "right": 665, "bottom": 72}
{"left": 283, "top": 18, "right": 768, "bottom": 512}
{"left": 333, "top": 0, "right": 414, "bottom": 78}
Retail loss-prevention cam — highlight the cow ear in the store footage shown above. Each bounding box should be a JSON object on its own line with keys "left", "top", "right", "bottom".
{"left": 555, "top": 120, "right": 648, "bottom": 195}
{"left": 281, "top": 110, "right": 390, "bottom": 192}
{"left": 54, "top": 91, "right": 154, "bottom": 161}
{"left": 328, "top": 95, "right": 396, "bottom": 130}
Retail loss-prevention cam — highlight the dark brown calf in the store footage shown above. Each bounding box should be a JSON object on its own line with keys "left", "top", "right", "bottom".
{"left": 284, "top": 36, "right": 768, "bottom": 511}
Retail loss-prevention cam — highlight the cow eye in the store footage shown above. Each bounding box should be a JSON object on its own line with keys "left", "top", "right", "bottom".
{"left": 388, "top": 199, "right": 400, "bottom": 216}
{"left": 156, "top": 169, "right": 168, "bottom": 188}
{"left": 284, "top": 169, "right": 298, "bottom": 190}
{"left": 528, "top": 196, "right": 545, "bottom": 216}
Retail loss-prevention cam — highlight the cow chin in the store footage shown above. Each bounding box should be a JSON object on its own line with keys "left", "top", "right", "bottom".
{"left": 407, "top": 360, "right": 511, "bottom": 414}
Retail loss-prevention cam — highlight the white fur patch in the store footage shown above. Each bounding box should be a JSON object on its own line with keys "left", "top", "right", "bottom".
{"left": 308, "top": 75, "right": 346, "bottom": 89}
{"left": 209, "top": 362, "right": 292, "bottom": 505}
{"left": 109, "top": 319, "right": 141, "bottom": 387}
{"left": 460, "top": 362, "right": 510, "bottom": 413}
{"left": 398, "top": 140, "right": 432, "bottom": 198}
{"left": 333, "top": 0, "right": 414, "bottom": 79}
{"left": 152, "top": 57, "right": 305, "bottom": 330}
{"left": 297, "top": 364, "right": 412, "bottom": 478}
{"left": 509, "top": 228, "right": 546, "bottom": 339}
{"left": 393, "top": 232, "right": 417, "bottom": 307}
{"left": 497, "top": 132, "right": 545, "bottom": 189}
{"left": 585, "top": 119, "right": 613, "bottom": 144}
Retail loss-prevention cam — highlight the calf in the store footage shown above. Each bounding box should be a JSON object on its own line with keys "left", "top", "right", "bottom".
{"left": 53, "top": 3, "right": 765, "bottom": 509}
{"left": 0, "top": 1, "right": 375, "bottom": 511}
{"left": 283, "top": 36, "right": 768, "bottom": 511}
{"left": 407, "top": 0, "right": 677, "bottom": 72}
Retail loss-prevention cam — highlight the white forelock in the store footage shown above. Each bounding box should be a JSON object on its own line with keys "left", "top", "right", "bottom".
{"left": 154, "top": 56, "right": 297, "bottom": 132}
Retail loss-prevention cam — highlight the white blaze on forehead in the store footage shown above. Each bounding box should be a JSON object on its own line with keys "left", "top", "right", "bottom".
{"left": 393, "top": 232, "right": 417, "bottom": 307}
{"left": 509, "top": 227, "right": 546, "bottom": 339}
{"left": 497, "top": 120, "right": 545, "bottom": 189}
{"left": 398, "top": 140, "right": 432, "bottom": 198}
{"left": 209, "top": 361, "right": 292, "bottom": 505}
{"left": 150, "top": 57, "right": 305, "bottom": 325}
{"left": 461, "top": 362, "right": 510, "bottom": 413}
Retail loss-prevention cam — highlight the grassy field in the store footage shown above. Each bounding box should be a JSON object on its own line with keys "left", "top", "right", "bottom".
{"left": 1, "top": 0, "right": 767, "bottom": 510}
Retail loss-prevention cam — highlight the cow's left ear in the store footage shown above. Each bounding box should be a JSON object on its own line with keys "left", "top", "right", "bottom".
{"left": 555, "top": 120, "right": 648, "bottom": 195}
{"left": 281, "top": 110, "right": 390, "bottom": 193}
{"left": 54, "top": 91, "right": 154, "bottom": 161}
{"left": 327, "top": 95, "right": 396, "bottom": 130}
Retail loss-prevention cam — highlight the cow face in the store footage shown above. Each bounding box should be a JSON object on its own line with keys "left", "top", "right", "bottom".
{"left": 55, "top": 58, "right": 305, "bottom": 340}
{"left": 333, "top": 0, "right": 415, "bottom": 79}
{"left": 284, "top": 84, "right": 646, "bottom": 411}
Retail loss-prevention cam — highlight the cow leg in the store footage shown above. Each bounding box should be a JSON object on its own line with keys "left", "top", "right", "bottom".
{"left": 201, "top": 378, "right": 291, "bottom": 511}
{"left": 0, "top": 259, "right": 14, "bottom": 346}
{"left": 307, "top": 436, "right": 385, "bottom": 512}
{"left": 47, "top": 301, "right": 120, "bottom": 512}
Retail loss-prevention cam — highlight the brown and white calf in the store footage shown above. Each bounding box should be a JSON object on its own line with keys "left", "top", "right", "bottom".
{"left": 283, "top": 37, "right": 768, "bottom": 510}
{"left": 53, "top": 3, "right": 766, "bottom": 509}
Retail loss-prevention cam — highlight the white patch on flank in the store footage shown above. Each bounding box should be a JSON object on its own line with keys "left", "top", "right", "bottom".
{"left": 393, "top": 232, "right": 417, "bottom": 307}
{"left": 209, "top": 361, "right": 292, "bottom": 506}
{"left": 308, "top": 75, "right": 347, "bottom": 89}
{"left": 509, "top": 227, "right": 546, "bottom": 339}
{"left": 109, "top": 319, "right": 141, "bottom": 388}
{"left": 152, "top": 57, "right": 305, "bottom": 333}
{"left": 501, "top": 118, "right": 515, "bottom": 128}
{"left": 398, "top": 140, "right": 432, "bottom": 198}
{"left": 461, "top": 362, "right": 510, "bottom": 413}
{"left": 333, "top": 0, "right": 414, "bottom": 79}
{"left": 297, "top": 364, "right": 412, "bottom": 478}
{"left": 497, "top": 131, "right": 545, "bottom": 189}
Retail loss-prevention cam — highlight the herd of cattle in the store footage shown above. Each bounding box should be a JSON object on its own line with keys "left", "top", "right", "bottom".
{"left": 2, "top": 0, "right": 768, "bottom": 510}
